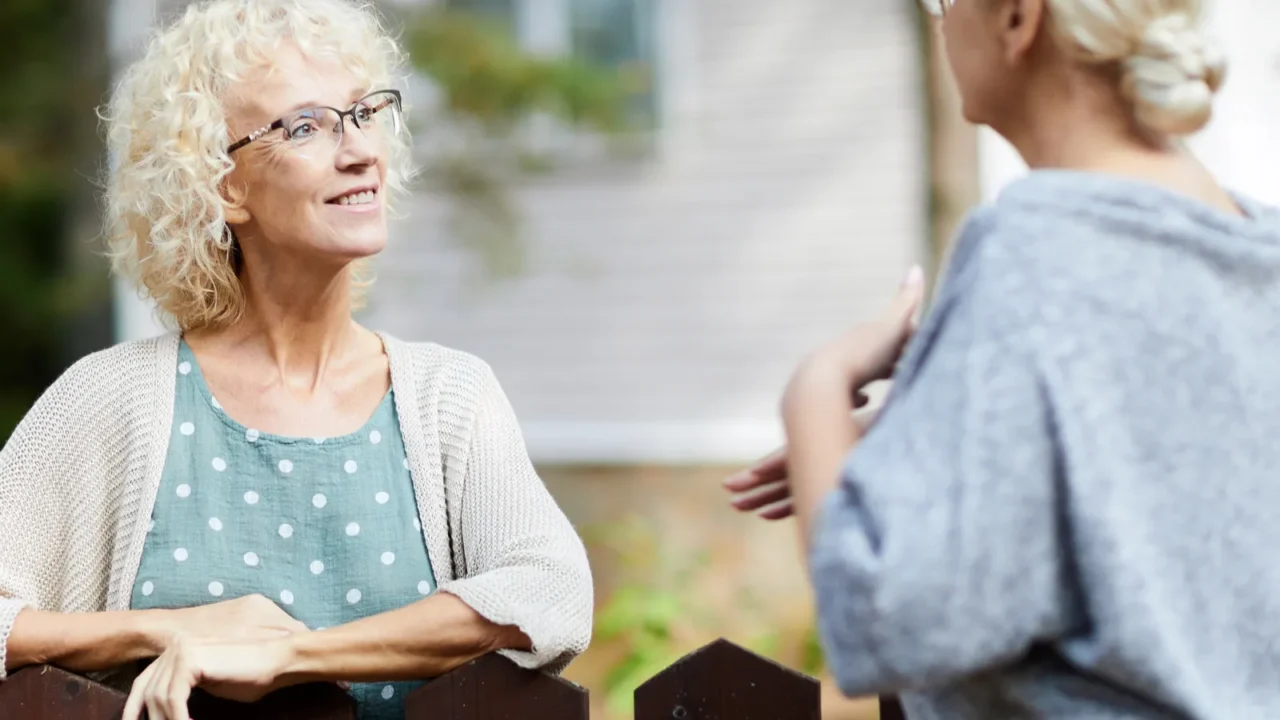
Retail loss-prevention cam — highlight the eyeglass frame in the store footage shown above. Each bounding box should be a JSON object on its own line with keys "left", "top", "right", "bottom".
{"left": 226, "top": 89, "right": 403, "bottom": 154}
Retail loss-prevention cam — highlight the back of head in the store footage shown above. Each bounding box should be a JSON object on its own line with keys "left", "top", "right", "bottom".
{"left": 1047, "top": 0, "right": 1226, "bottom": 137}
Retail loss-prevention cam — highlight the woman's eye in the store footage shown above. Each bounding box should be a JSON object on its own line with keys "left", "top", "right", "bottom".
{"left": 288, "top": 120, "right": 319, "bottom": 139}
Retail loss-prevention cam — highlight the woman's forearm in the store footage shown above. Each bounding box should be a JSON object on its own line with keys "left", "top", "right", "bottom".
{"left": 7, "top": 607, "right": 173, "bottom": 674}
{"left": 782, "top": 356, "right": 865, "bottom": 555}
{"left": 277, "top": 592, "right": 531, "bottom": 684}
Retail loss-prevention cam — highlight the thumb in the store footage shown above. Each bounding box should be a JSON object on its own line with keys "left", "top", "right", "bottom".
{"left": 890, "top": 264, "right": 926, "bottom": 330}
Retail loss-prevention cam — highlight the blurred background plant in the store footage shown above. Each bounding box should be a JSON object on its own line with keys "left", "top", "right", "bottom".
{"left": 394, "top": 2, "right": 649, "bottom": 280}
{"left": 583, "top": 514, "right": 825, "bottom": 717}
{"left": 0, "top": 0, "right": 111, "bottom": 442}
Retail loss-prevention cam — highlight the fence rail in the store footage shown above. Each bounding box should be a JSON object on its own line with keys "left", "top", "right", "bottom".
{"left": 0, "top": 639, "right": 904, "bottom": 719}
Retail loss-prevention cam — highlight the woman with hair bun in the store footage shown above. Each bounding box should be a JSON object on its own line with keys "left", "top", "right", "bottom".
{"left": 727, "top": 1, "right": 1280, "bottom": 717}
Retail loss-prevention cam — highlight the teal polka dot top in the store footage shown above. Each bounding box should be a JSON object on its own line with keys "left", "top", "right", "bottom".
{"left": 131, "top": 340, "right": 437, "bottom": 719}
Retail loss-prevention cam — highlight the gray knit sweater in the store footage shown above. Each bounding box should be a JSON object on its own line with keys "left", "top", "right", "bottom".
{"left": 811, "top": 170, "right": 1280, "bottom": 719}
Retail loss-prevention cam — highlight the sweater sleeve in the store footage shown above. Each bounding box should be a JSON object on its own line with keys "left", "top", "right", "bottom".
{"left": 435, "top": 361, "right": 593, "bottom": 674}
{"left": 808, "top": 288, "right": 1080, "bottom": 697}
{"left": 0, "top": 368, "right": 77, "bottom": 679}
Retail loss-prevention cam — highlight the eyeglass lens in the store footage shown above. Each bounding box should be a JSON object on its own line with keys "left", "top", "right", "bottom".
{"left": 284, "top": 92, "right": 402, "bottom": 146}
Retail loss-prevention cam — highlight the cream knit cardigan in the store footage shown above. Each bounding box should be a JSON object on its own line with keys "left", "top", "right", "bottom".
{"left": 0, "top": 332, "right": 593, "bottom": 679}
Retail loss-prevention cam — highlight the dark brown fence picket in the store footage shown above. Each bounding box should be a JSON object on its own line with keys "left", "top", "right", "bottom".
{"left": 187, "top": 682, "right": 357, "bottom": 719}
{"left": 2, "top": 645, "right": 901, "bottom": 719}
{"left": 404, "top": 652, "right": 589, "bottom": 719}
{"left": 0, "top": 664, "right": 357, "bottom": 720}
{"left": 633, "top": 638, "right": 820, "bottom": 720}
{"left": 0, "top": 665, "right": 125, "bottom": 720}
{"left": 881, "top": 695, "right": 907, "bottom": 720}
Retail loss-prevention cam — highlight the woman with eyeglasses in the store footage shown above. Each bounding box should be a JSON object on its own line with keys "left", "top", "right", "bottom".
{"left": 728, "top": 0, "right": 1280, "bottom": 718}
{"left": 0, "top": 1, "right": 591, "bottom": 718}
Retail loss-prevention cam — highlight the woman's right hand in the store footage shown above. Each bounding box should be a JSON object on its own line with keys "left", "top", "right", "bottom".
{"left": 723, "top": 406, "right": 881, "bottom": 520}
{"left": 163, "top": 594, "right": 309, "bottom": 643}
{"left": 6, "top": 595, "right": 307, "bottom": 677}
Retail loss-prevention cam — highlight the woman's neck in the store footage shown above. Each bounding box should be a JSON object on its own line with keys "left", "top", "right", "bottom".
{"left": 995, "top": 80, "right": 1238, "bottom": 215}
{"left": 188, "top": 261, "right": 373, "bottom": 394}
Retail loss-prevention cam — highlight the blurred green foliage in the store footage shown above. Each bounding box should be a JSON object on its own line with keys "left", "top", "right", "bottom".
{"left": 585, "top": 515, "right": 823, "bottom": 715}
{"left": 397, "top": 4, "right": 642, "bottom": 280}
{"left": 0, "top": 0, "right": 86, "bottom": 442}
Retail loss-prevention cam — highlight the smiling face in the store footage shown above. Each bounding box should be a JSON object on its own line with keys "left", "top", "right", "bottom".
{"left": 222, "top": 43, "right": 392, "bottom": 270}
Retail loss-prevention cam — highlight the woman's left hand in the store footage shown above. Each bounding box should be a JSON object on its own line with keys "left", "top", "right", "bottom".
{"left": 122, "top": 635, "right": 294, "bottom": 720}
{"left": 789, "top": 264, "right": 925, "bottom": 395}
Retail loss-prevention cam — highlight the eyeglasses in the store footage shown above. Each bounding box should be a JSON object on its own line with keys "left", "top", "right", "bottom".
{"left": 227, "top": 89, "right": 403, "bottom": 154}
{"left": 921, "top": 0, "right": 954, "bottom": 18}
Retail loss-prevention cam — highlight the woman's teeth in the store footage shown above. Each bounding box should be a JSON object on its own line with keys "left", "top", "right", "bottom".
{"left": 337, "top": 191, "right": 375, "bottom": 206}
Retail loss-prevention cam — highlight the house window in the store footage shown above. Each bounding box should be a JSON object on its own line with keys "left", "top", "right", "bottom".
{"left": 449, "top": 0, "right": 659, "bottom": 129}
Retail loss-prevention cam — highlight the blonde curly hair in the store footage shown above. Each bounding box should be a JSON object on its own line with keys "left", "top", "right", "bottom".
{"left": 102, "top": 0, "right": 414, "bottom": 332}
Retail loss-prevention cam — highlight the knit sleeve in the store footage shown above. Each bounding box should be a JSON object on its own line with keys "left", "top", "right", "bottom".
{"left": 0, "top": 339, "right": 164, "bottom": 680}
{"left": 435, "top": 360, "right": 593, "bottom": 674}
{"left": 0, "top": 364, "right": 87, "bottom": 679}
{"left": 807, "top": 281, "right": 1079, "bottom": 697}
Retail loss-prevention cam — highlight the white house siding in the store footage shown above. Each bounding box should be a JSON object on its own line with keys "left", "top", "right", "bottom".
{"left": 367, "top": 0, "right": 929, "bottom": 463}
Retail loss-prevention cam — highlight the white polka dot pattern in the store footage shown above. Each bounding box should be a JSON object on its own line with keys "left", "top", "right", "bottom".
{"left": 208, "top": 518, "right": 222, "bottom": 531}
{"left": 211, "top": 457, "right": 226, "bottom": 472}
{"left": 278, "top": 523, "right": 293, "bottom": 539}
{"left": 346, "top": 588, "right": 361, "bottom": 604}
{"left": 208, "top": 581, "right": 224, "bottom": 597}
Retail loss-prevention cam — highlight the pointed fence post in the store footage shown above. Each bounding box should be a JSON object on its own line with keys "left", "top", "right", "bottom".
{"left": 0, "top": 664, "right": 357, "bottom": 720}
{"left": 634, "top": 638, "right": 820, "bottom": 720}
{"left": 0, "top": 665, "right": 126, "bottom": 720}
{"left": 880, "top": 695, "right": 907, "bottom": 720}
{"left": 404, "top": 653, "right": 589, "bottom": 719}
{"left": 188, "top": 682, "right": 357, "bottom": 719}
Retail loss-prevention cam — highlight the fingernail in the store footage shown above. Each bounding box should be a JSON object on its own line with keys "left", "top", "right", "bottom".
{"left": 902, "top": 264, "right": 924, "bottom": 289}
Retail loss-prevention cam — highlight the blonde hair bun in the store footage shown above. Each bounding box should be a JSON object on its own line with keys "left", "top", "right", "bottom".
{"left": 1121, "top": 13, "right": 1227, "bottom": 136}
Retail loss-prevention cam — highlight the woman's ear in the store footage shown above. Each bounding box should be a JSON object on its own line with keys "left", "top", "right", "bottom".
{"left": 1000, "top": 0, "right": 1047, "bottom": 64}
{"left": 221, "top": 178, "right": 251, "bottom": 225}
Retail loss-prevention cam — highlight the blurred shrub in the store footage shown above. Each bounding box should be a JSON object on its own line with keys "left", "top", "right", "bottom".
{"left": 585, "top": 515, "right": 824, "bottom": 716}
{"left": 0, "top": 0, "right": 84, "bottom": 442}
{"left": 397, "top": 4, "right": 639, "bottom": 280}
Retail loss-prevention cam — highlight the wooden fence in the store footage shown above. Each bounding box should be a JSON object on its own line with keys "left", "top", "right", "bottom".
{"left": 0, "top": 638, "right": 906, "bottom": 719}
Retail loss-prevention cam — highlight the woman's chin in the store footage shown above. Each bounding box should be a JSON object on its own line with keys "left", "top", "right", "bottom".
{"left": 316, "top": 235, "right": 388, "bottom": 263}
